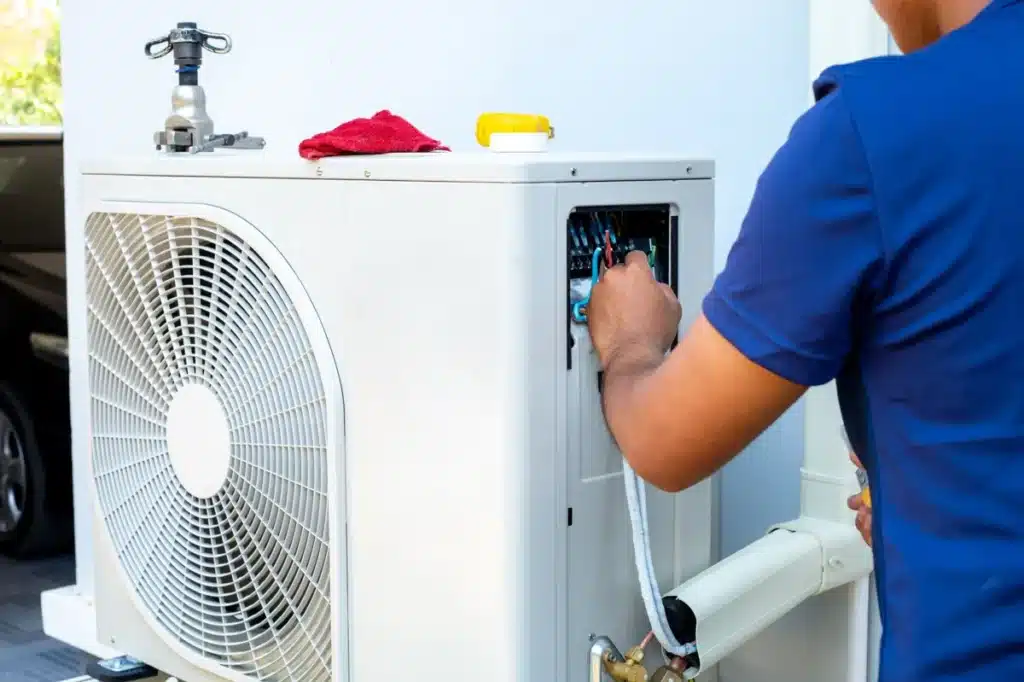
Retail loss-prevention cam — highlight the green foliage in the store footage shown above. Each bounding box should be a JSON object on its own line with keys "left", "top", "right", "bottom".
{"left": 0, "top": 17, "right": 62, "bottom": 126}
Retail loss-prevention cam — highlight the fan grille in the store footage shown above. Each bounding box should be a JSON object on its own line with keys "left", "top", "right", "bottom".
{"left": 86, "top": 212, "right": 333, "bottom": 681}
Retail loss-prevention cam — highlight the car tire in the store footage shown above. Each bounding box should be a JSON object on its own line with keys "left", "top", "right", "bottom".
{"left": 0, "top": 380, "right": 70, "bottom": 558}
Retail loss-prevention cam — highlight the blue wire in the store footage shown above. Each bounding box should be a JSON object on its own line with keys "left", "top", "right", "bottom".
{"left": 572, "top": 247, "right": 604, "bottom": 323}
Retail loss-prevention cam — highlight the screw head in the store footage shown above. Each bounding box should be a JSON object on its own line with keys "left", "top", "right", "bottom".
{"left": 364, "top": 170, "right": 371, "bottom": 178}
{"left": 315, "top": 167, "right": 324, "bottom": 177}
{"left": 570, "top": 167, "right": 578, "bottom": 177}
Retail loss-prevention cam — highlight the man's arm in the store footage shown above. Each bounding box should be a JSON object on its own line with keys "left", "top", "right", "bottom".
{"left": 602, "top": 314, "right": 805, "bottom": 492}
{"left": 589, "top": 82, "right": 885, "bottom": 493}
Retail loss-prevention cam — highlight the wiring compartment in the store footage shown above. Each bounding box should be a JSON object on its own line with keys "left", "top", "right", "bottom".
{"left": 566, "top": 204, "right": 677, "bottom": 369}
{"left": 568, "top": 205, "right": 673, "bottom": 284}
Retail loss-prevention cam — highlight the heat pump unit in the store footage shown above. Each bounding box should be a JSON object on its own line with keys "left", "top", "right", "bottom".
{"left": 76, "top": 151, "right": 716, "bottom": 682}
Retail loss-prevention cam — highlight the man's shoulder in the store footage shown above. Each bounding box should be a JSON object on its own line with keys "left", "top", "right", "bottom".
{"left": 811, "top": 28, "right": 1018, "bottom": 156}
{"left": 775, "top": 67, "right": 871, "bottom": 187}
{"left": 803, "top": 52, "right": 956, "bottom": 212}
{"left": 782, "top": 54, "right": 913, "bottom": 162}
{"left": 814, "top": 18, "right": 991, "bottom": 100}
{"left": 812, "top": 54, "right": 904, "bottom": 104}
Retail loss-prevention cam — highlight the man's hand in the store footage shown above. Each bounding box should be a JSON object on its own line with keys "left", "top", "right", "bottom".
{"left": 587, "top": 251, "right": 681, "bottom": 372}
{"left": 846, "top": 451, "right": 872, "bottom": 547}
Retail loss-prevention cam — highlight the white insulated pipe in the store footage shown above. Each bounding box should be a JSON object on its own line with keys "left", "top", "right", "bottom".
{"left": 656, "top": 515, "right": 871, "bottom": 678}
{"left": 662, "top": 527, "right": 821, "bottom": 675}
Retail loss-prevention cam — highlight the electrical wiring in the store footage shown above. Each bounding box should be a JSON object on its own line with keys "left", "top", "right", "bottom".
{"left": 571, "top": 247, "right": 604, "bottom": 323}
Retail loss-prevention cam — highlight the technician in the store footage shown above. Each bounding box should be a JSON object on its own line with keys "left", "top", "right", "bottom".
{"left": 587, "top": 1, "right": 1024, "bottom": 680}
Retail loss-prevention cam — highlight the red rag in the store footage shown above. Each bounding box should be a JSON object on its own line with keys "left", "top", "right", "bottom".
{"left": 298, "top": 110, "right": 451, "bottom": 160}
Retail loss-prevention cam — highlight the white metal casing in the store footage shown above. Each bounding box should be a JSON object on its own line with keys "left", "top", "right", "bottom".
{"left": 76, "top": 151, "right": 717, "bottom": 682}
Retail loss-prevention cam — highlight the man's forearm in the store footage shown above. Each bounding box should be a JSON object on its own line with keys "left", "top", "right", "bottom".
{"left": 600, "top": 343, "right": 672, "bottom": 486}
{"left": 601, "top": 315, "right": 810, "bottom": 493}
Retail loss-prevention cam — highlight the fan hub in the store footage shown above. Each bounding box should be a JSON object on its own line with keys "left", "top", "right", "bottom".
{"left": 166, "top": 383, "right": 231, "bottom": 498}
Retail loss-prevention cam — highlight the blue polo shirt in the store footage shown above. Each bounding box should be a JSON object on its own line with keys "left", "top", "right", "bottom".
{"left": 703, "top": 2, "right": 1024, "bottom": 680}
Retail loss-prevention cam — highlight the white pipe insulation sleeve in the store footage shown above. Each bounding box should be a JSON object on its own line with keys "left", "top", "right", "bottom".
{"left": 660, "top": 519, "right": 873, "bottom": 676}
{"left": 663, "top": 528, "right": 820, "bottom": 675}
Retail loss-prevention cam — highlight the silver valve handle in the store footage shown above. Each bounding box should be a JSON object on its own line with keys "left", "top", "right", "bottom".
{"left": 144, "top": 23, "right": 232, "bottom": 61}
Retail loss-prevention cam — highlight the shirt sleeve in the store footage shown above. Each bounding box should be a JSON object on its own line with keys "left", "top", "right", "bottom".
{"left": 702, "top": 86, "right": 886, "bottom": 387}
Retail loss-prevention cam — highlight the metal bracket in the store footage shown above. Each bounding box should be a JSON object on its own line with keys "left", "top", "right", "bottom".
{"left": 154, "top": 129, "right": 266, "bottom": 154}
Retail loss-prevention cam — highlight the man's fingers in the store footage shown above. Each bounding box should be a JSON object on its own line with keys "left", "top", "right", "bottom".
{"left": 855, "top": 508, "right": 872, "bottom": 546}
{"left": 850, "top": 492, "right": 872, "bottom": 547}
{"left": 659, "top": 283, "right": 682, "bottom": 317}
{"left": 659, "top": 282, "right": 674, "bottom": 305}
{"left": 624, "top": 250, "right": 654, "bottom": 273}
{"left": 855, "top": 508, "right": 868, "bottom": 532}
{"left": 601, "top": 250, "right": 655, "bottom": 276}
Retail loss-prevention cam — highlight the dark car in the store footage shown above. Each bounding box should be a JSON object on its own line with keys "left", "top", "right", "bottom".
{"left": 0, "top": 127, "right": 72, "bottom": 557}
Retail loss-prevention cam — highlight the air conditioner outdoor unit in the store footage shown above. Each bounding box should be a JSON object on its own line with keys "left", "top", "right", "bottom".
{"left": 75, "top": 151, "right": 718, "bottom": 682}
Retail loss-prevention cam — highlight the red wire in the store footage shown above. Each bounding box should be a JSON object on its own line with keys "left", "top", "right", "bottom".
{"left": 604, "top": 230, "right": 613, "bottom": 268}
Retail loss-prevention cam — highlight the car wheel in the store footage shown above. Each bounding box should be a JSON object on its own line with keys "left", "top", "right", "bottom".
{"left": 0, "top": 381, "right": 65, "bottom": 558}
{"left": 0, "top": 401, "right": 28, "bottom": 537}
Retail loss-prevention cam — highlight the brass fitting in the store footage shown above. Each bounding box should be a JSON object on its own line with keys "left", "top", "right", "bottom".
{"left": 650, "top": 657, "right": 687, "bottom": 682}
{"left": 650, "top": 666, "right": 685, "bottom": 682}
{"left": 603, "top": 647, "right": 648, "bottom": 682}
{"left": 623, "top": 646, "right": 646, "bottom": 665}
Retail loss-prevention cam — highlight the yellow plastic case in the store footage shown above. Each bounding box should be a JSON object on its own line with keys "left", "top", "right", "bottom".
{"left": 475, "top": 113, "right": 554, "bottom": 148}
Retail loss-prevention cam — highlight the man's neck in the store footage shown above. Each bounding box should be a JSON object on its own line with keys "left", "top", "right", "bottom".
{"left": 936, "top": 0, "right": 994, "bottom": 36}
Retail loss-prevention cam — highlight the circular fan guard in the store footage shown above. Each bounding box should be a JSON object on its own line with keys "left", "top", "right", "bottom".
{"left": 86, "top": 212, "right": 333, "bottom": 682}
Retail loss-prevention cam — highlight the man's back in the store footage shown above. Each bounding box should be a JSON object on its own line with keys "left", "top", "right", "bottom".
{"left": 833, "top": 3, "right": 1024, "bottom": 679}
{"left": 698, "top": 1, "right": 1024, "bottom": 679}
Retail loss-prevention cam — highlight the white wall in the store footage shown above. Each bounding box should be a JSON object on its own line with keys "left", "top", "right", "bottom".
{"left": 61, "top": 0, "right": 814, "bottom": 595}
